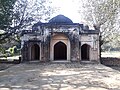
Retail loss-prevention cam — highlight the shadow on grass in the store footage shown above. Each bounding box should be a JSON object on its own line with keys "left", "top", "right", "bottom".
{"left": 101, "top": 57, "right": 120, "bottom": 72}
{"left": 108, "top": 66, "right": 120, "bottom": 72}
{"left": 0, "top": 63, "right": 15, "bottom": 71}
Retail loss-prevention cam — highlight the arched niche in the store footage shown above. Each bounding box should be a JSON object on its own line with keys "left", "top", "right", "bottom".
{"left": 81, "top": 44, "right": 90, "bottom": 60}
{"left": 50, "top": 34, "right": 70, "bottom": 61}
{"left": 54, "top": 41, "right": 67, "bottom": 60}
{"left": 31, "top": 44, "right": 40, "bottom": 60}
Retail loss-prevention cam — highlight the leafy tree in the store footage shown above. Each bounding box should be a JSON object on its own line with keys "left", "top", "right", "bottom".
{"left": 0, "top": 0, "right": 16, "bottom": 54}
{"left": 80, "top": 0, "right": 120, "bottom": 51}
{"left": 0, "top": 0, "right": 54, "bottom": 40}
{"left": 12, "top": 0, "right": 54, "bottom": 30}
{"left": 0, "top": 0, "right": 16, "bottom": 31}
{"left": 0, "top": 0, "right": 55, "bottom": 54}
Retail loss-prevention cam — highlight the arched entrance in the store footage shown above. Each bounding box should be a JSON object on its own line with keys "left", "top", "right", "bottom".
{"left": 50, "top": 34, "right": 70, "bottom": 61}
{"left": 81, "top": 44, "right": 90, "bottom": 60}
{"left": 54, "top": 42, "right": 67, "bottom": 60}
{"left": 31, "top": 44, "right": 40, "bottom": 60}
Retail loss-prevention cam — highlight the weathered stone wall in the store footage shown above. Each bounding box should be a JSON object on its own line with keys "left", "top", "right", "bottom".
{"left": 70, "top": 34, "right": 80, "bottom": 61}
{"left": 21, "top": 41, "right": 29, "bottom": 62}
{"left": 41, "top": 36, "right": 50, "bottom": 61}
{"left": 80, "top": 34, "right": 99, "bottom": 62}
{"left": 21, "top": 24, "right": 99, "bottom": 62}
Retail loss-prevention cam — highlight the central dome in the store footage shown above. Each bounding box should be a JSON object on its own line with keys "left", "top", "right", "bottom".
{"left": 49, "top": 15, "right": 73, "bottom": 24}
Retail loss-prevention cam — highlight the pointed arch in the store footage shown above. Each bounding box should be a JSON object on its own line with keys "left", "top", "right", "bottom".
{"left": 54, "top": 41, "right": 67, "bottom": 60}
{"left": 50, "top": 34, "right": 70, "bottom": 61}
{"left": 81, "top": 44, "right": 90, "bottom": 60}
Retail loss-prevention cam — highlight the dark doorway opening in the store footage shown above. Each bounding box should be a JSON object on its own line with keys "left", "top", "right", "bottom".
{"left": 81, "top": 44, "right": 90, "bottom": 60}
{"left": 31, "top": 44, "right": 40, "bottom": 60}
{"left": 54, "top": 42, "right": 67, "bottom": 60}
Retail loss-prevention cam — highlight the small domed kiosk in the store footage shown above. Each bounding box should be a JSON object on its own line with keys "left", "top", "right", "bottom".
{"left": 21, "top": 14, "right": 100, "bottom": 63}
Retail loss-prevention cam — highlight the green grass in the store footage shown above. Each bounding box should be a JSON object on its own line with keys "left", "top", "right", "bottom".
{"left": 0, "top": 55, "right": 20, "bottom": 61}
{"left": 101, "top": 51, "right": 120, "bottom": 58}
{"left": 1, "top": 52, "right": 120, "bottom": 60}
{"left": 0, "top": 30, "right": 5, "bottom": 34}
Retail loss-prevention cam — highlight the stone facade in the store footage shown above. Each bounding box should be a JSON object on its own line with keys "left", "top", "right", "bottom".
{"left": 20, "top": 15, "right": 100, "bottom": 63}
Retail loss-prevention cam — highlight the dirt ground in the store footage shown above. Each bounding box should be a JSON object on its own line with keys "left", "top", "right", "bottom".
{"left": 0, "top": 63, "right": 120, "bottom": 90}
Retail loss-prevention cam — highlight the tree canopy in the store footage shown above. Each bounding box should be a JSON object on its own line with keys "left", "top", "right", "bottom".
{"left": 81, "top": 0, "right": 120, "bottom": 51}
{"left": 0, "top": 0, "right": 55, "bottom": 54}
{"left": 0, "top": 0, "right": 16, "bottom": 31}
{"left": 0, "top": 0, "right": 54, "bottom": 41}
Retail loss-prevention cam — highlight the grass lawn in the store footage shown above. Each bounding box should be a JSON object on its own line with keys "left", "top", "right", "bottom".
{"left": 0, "top": 55, "right": 20, "bottom": 61}
{"left": 0, "top": 51, "right": 120, "bottom": 61}
{"left": 101, "top": 51, "right": 120, "bottom": 58}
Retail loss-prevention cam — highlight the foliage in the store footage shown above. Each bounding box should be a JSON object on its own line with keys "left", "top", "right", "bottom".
{"left": 102, "top": 33, "right": 120, "bottom": 51}
{"left": 0, "top": 0, "right": 16, "bottom": 31}
{"left": 81, "top": 0, "right": 120, "bottom": 51}
{"left": 12, "top": 0, "right": 54, "bottom": 30}
{"left": 0, "top": 0, "right": 55, "bottom": 55}
{"left": 6, "top": 45, "right": 20, "bottom": 56}
{"left": 0, "top": 0, "right": 54, "bottom": 41}
{"left": 0, "top": 46, "right": 5, "bottom": 54}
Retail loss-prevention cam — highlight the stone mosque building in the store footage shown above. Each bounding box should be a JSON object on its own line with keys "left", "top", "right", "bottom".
{"left": 20, "top": 15, "right": 100, "bottom": 63}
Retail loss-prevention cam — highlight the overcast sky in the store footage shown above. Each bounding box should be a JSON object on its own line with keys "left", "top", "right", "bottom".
{"left": 50, "top": 0, "right": 85, "bottom": 23}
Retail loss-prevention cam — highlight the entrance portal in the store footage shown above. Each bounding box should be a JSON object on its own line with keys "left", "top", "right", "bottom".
{"left": 31, "top": 44, "right": 40, "bottom": 60}
{"left": 81, "top": 44, "right": 90, "bottom": 60}
{"left": 54, "top": 42, "right": 67, "bottom": 60}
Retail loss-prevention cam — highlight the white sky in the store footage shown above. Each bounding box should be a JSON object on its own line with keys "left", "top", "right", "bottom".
{"left": 51, "top": 0, "right": 85, "bottom": 23}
